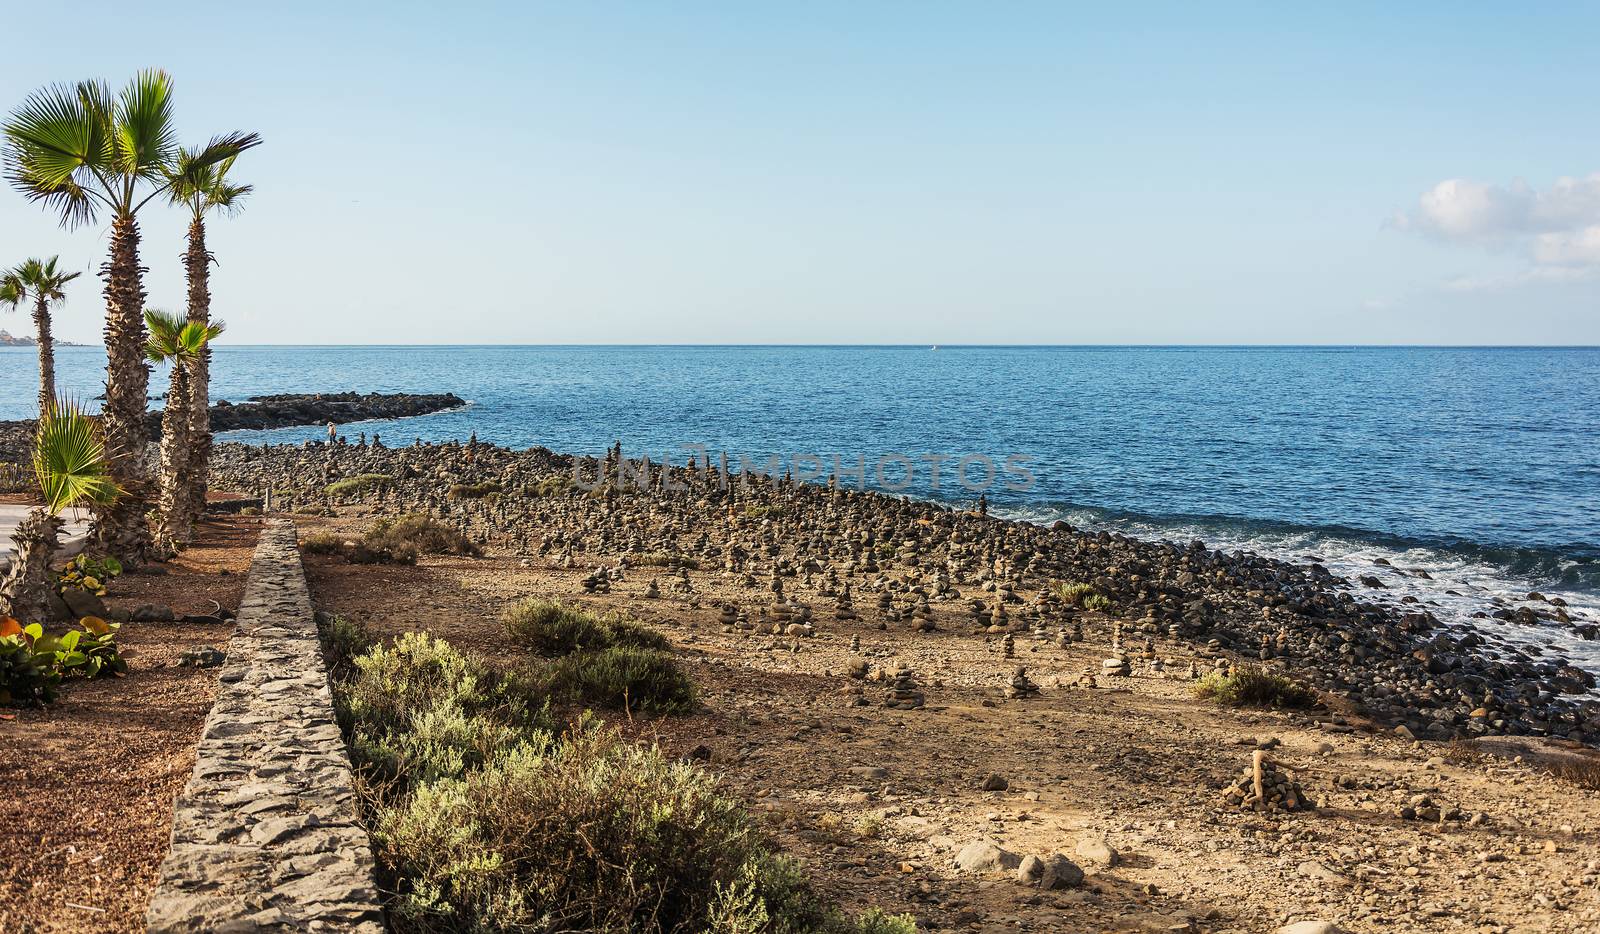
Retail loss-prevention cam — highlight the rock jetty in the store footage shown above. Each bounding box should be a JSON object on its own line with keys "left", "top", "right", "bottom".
{"left": 0, "top": 392, "right": 465, "bottom": 461}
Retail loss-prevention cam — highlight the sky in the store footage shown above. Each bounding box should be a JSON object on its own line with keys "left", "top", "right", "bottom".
{"left": 1, "top": 1, "right": 1597, "bottom": 345}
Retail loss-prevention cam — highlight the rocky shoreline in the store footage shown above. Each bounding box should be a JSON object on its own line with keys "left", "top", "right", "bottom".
{"left": 0, "top": 392, "right": 465, "bottom": 462}
{"left": 208, "top": 437, "right": 1600, "bottom": 748}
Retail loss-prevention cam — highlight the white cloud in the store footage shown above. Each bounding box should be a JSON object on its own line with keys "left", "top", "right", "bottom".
{"left": 1393, "top": 172, "right": 1600, "bottom": 286}
{"left": 1534, "top": 225, "right": 1600, "bottom": 266}
{"left": 1394, "top": 173, "right": 1600, "bottom": 242}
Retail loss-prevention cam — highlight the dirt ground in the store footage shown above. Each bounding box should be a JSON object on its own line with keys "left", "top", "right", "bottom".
{"left": 297, "top": 513, "right": 1600, "bottom": 934}
{"left": 0, "top": 516, "right": 260, "bottom": 934}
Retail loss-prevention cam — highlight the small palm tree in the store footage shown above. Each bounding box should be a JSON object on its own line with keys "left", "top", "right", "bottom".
{"left": 0, "top": 401, "right": 118, "bottom": 623}
{"left": 2, "top": 69, "right": 259, "bottom": 563}
{"left": 168, "top": 149, "right": 251, "bottom": 525}
{"left": 0, "top": 256, "right": 82, "bottom": 415}
{"left": 145, "top": 309, "right": 223, "bottom": 552}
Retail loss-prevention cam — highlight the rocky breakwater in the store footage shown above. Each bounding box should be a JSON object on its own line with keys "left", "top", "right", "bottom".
{"left": 145, "top": 519, "right": 383, "bottom": 932}
{"left": 201, "top": 391, "right": 467, "bottom": 435}
{"left": 0, "top": 392, "right": 465, "bottom": 465}
{"left": 208, "top": 437, "right": 1600, "bottom": 747}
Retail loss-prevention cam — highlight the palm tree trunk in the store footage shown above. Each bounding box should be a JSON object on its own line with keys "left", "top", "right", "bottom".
{"left": 32, "top": 296, "right": 54, "bottom": 416}
{"left": 0, "top": 508, "right": 63, "bottom": 624}
{"left": 92, "top": 214, "right": 153, "bottom": 564}
{"left": 183, "top": 217, "right": 212, "bottom": 528}
{"left": 155, "top": 362, "right": 192, "bottom": 553}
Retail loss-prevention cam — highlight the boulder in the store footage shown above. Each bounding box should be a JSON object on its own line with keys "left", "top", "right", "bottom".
{"left": 1074, "top": 835, "right": 1119, "bottom": 867}
{"left": 954, "top": 839, "right": 1021, "bottom": 874}
{"left": 60, "top": 586, "right": 107, "bottom": 619}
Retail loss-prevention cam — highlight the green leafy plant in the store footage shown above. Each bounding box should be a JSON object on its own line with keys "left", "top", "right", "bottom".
{"left": 56, "top": 553, "right": 124, "bottom": 596}
{"left": 0, "top": 621, "right": 60, "bottom": 706}
{"left": 0, "top": 615, "right": 124, "bottom": 705}
{"left": 447, "top": 481, "right": 501, "bottom": 499}
{"left": 30, "top": 616, "right": 126, "bottom": 679}
{"left": 1, "top": 401, "right": 120, "bottom": 623}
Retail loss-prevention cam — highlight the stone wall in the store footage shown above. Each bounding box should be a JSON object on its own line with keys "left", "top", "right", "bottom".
{"left": 146, "top": 519, "right": 384, "bottom": 932}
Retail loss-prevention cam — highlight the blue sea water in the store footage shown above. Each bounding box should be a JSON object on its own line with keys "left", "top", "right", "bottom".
{"left": 6, "top": 344, "right": 1599, "bottom": 662}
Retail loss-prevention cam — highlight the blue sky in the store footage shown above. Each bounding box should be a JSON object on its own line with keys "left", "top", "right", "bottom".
{"left": 2, "top": 2, "right": 1597, "bottom": 345}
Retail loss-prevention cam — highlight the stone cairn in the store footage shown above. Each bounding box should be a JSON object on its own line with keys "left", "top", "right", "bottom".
{"left": 882, "top": 663, "right": 926, "bottom": 710}
{"left": 1219, "top": 751, "right": 1314, "bottom": 813}
{"left": 835, "top": 584, "right": 857, "bottom": 620}
{"left": 1005, "top": 666, "right": 1041, "bottom": 699}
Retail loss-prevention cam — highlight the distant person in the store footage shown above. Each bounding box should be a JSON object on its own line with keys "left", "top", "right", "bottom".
{"left": 327, "top": 421, "right": 337, "bottom": 444}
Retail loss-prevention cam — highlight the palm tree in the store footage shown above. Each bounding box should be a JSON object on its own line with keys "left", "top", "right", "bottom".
{"left": 167, "top": 149, "right": 250, "bottom": 523}
{"left": 0, "top": 256, "right": 82, "bottom": 416}
{"left": 1, "top": 69, "right": 259, "bottom": 564}
{"left": 0, "top": 401, "right": 117, "bottom": 623}
{"left": 145, "top": 310, "right": 222, "bottom": 552}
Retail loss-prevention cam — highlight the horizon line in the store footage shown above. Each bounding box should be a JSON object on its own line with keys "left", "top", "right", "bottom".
{"left": 14, "top": 342, "right": 1600, "bottom": 350}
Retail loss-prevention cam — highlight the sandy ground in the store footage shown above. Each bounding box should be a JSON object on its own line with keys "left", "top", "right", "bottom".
{"left": 298, "top": 512, "right": 1600, "bottom": 934}
{"left": 0, "top": 516, "right": 259, "bottom": 934}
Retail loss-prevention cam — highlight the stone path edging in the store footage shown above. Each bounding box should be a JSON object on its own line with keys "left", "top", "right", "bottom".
{"left": 146, "top": 518, "right": 384, "bottom": 932}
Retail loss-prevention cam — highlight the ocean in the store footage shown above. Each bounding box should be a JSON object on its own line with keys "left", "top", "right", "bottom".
{"left": 6, "top": 344, "right": 1599, "bottom": 668}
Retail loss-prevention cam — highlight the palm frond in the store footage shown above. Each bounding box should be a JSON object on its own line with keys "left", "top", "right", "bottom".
{"left": 33, "top": 399, "right": 119, "bottom": 516}
{"left": 0, "top": 274, "right": 22, "bottom": 310}
{"left": 143, "top": 130, "right": 259, "bottom": 215}
{"left": 1, "top": 81, "right": 113, "bottom": 227}
{"left": 114, "top": 68, "right": 178, "bottom": 180}
{"left": 144, "top": 308, "right": 187, "bottom": 362}
{"left": 177, "top": 318, "right": 223, "bottom": 353}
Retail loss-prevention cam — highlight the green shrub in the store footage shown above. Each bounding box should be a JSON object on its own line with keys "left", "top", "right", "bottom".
{"left": 505, "top": 599, "right": 669, "bottom": 656}
{"left": 448, "top": 481, "right": 502, "bottom": 500}
{"left": 606, "top": 616, "right": 671, "bottom": 652}
{"left": 706, "top": 852, "right": 917, "bottom": 934}
{"left": 1194, "top": 666, "right": 1318, "bottom": 709}
{"left": 326, "top": 631, "right": 906, "bottom": 934}
{"left": 551, "top": 644, "right": 696, "bottom": 714}
{"left": 348, "top": 540, "right": 419, "bottom": 565}
{"left": 744, "top": 505, "right": 783, "bottom": 520}
{"left": 326, "top": 473, "right": 394, "bottom": 497}
{"left": 300, "top": 532, "right": 346, "bottom": 555}
{"left": 1081, "top": 592, "right": 1113, "bottom": 613}
{"left": 376, "top": 720, "right": 756, "bottom": 932}
{"left": 1054, "top": 582, "right": 1100, "bottom": 608}
{"left": 317, "top": 613, "right": 373, "bottom": 674}
{"left": 633, "top": 551, "right": 701, "bottom": 569}
{"left": 504, "top": 600, "right": 613, "bottom": 655}
{"left": 336, "top": 633, "right": 551, "bottom": 795}
{"left": 532, "top": 475, "right": 574, "bottom": 497}
{"left": 366, "top": 515, "right": 480, "bottom": 558}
